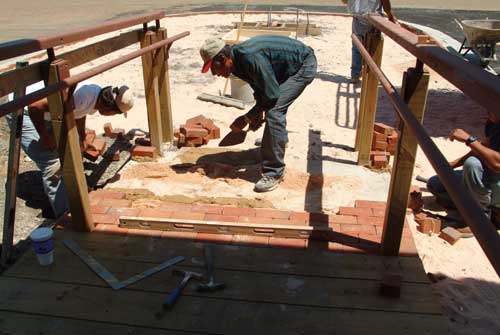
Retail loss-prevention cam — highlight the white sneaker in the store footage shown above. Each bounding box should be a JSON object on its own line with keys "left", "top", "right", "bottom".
{"left": 254, "top": 175, "right": 283, "bottom": 193}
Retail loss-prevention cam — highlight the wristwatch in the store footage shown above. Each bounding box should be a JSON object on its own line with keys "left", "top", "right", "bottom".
{"left": 465, "top": 135, "right": 477, "bottom": 146}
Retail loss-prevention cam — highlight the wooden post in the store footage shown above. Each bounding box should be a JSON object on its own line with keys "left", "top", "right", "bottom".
{"left": 47, "top": 59, "right": 94, "bottom": 232}
{"left": 354, "top": 42, "right": 370, "bottom": 151}
{"left": 140, "top": 30, "right": 163, "bottom": 154}
{"left": 356, "top": 31, "right": 384, "bottom": 166}
{"left": 1, "top": 61, "right": 28, "bottom": 267}
{"left": 381, "top": 65, "right": 430, "bottom": 255}
{"left": 156, "top": 28, "right": 174, "bottom": 143}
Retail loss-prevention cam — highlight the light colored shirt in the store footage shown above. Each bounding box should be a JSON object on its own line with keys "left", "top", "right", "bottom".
{"left": 347, "top": 0, "right": 381, "bottom": 16}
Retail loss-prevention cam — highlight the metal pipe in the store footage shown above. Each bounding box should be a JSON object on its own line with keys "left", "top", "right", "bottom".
{"left": 367, "top": 14, "right": 500, "bottom": 116}
{"left": 0, "top": 31, "right": 189, "bottom": 118}
{"left": 0, "top": 10, "right": 165, "bottom": 62}
{"left": 353, "top": 33, "right": 500, "bottom": 277}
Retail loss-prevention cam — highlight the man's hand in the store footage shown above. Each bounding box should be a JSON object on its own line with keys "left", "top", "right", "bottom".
{"left": 230, "top": 115, "right": 249, "bottom": 133}
{"left": 449, "top": 129, "right": 470, "bottom": 143}
{"left": 248, "top": 111, "right": 265, "bottom": 131}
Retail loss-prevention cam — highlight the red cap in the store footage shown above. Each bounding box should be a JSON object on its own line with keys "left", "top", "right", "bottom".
{"left": 201, "top": 59, "right": 213, "bottom": 73}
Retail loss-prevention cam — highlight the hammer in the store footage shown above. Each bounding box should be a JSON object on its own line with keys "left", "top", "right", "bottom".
{"left": 163, "top": 269, "right": 202, "bottom": 309}
{"left": 197, "top": 244, "right": 226, "bottom": 292}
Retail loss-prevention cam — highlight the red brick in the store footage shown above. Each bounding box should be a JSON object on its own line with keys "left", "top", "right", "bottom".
{"left": 372, "top": 131, "right": 387, "bottom": 143}
{"left": 186, "top": 114, "right": 208, "bottom": 126}
{"left": 127, "top": 228, "right": 163, "bottom": 238}
{"left": 431, "top": 218, "right": 442, "bottom": 234}
{"left": 439, "top": 227, "right": 462, "bottom": 245}
{"left": 90, "top": 190, "right": 126, "bottom": 200}
{"left": 161, "top": 231, "right": 197, "bottom": 240}
{"left": 358, "top": 216, "right": 384, "bottom": 226}
{"left": 181, "top": 126, "right": 208, "bottom": 138}
{"left": 369, "top": 151, "right": 389, "bottom": 160}
{"left": 131, "top": 145, "right": 157, "bottom": 158}
{"left": 208, "top": 125, "right": 220, "bottom": 139}
{"left": 110, "top": 128, "right": 125, "bottom": 139}
{"left": 269, "top": 237, "right": 307, "bottom": 249}
{"left": 93, "top": 214, "right": 119, "bottom": 225}
{"left": 170, "top": 211, "right": 205, "bottom": 221}
{"left": 196, "top": 233, "right": 233, "bottom": 244}
{"left": 83, "top": 149, "right": 100, "bottom": 162}
{"left": 387, "top": 134, "right": 399, "bottom": 145}
{"left": 328, "top": 215, "right": 357, "bottom": 224}
{"left": 134, "top": 137, "right": 151, "bottom": 146}
{"left": 371, "top": 208, "right": 386, "bottom": 217}
{"left": 90, "top": 205, "right": 110, "bottom": 215}
{"left": 373, "top": 155, "right": 388, "bottom": 168}
{"left": 372, "top": 141, "right": 388, "bottom": 151}
{"left": 138, "top": 208, "right": 172, "bottom": 219}
{"left": 355, "top": 200, "right": 386, "bottom": 209}
{"left": 92, "top": 139, "right": 107, "bottom": 154}
{"left": 238, "top": 216, "right": 274, "bottom": 224}
{"left": 205, "top": 213, "right": 239, "bottom": 222}
{"left": 191, "top": 204, "right": 223, "bottom": 215}
{"left": 103, "top": 122, "right": 113, "bottom": 136}
{"left": 107, "top": 207, "right": 140, "bottom": 217}
{"left": 159, "top": 202, "right": 192, "bottom": 211}
{"left": 374, "top": 122, "right": 395, "bottom": 136}
{"left": 338, "top": 207, "right": 373, "bottom": 217}
{"left": 341, "top": 224, "right": 377, "bottom": 235}
{"left": 185, "top": 136, "right": 203, "bottom": 145}
{"left": 289, "top": 211, "right": 309, "bottom": 223}
{"left": 85, "top": 129, "right": 96, "bottom": 144}
{"left": 100, "top": 198, "right": 132, "bottom": 208}
{"left": 94, "top": 224, "right": 128, "bottom": 235}
{"left": 232, "top": 235, "right": 270, "bottom": 246}
{"left": 255, "top": 208, "right": 291, "bottom": 219}
{"left": 399, "top": 237, "right": 418, "bottom": 255}
{"left": 222, "top": 206, "right": 256, "bottom": 217}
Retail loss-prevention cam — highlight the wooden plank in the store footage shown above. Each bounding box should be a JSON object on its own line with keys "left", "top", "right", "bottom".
{"left": 357, "top": 32, "right": 384, "bottom": 166}
{"left": 354, "top": 46, "right": 370, "bottom": 151}
{"left": 120, "top": 216, "right": 313, "bottom": 238}
{"left": 156, "top": 28, "right": 174, "bottom": 143}
{"left": 0, "top": 277, "right": 448, "bottom": 334}
{"left": 7, "top": 231, "right": 429, "bottom": 283}
{"left": 5, "top": 242, "right": 441, "bottom": 314}
{"left": 0, "top": 311, "right": 190, "bottom": 335}
{"left": 0, "top": 61, "right": 44, "bottom": 98}
{"left": 140, "top": 31, "right": 163, "bottom": 154}
{"left": 381, "top": 69, "right": 430, "bottom": 255}
{"left": 1, "top": 61, "right": 27, "bottom": 267}
{"left": 47, "top": 60, "right": 93, "bottom": 231}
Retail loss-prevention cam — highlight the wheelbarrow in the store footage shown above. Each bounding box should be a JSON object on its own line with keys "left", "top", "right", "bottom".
{"left": 456, "top": 19, "right": 500, "bottom": 67}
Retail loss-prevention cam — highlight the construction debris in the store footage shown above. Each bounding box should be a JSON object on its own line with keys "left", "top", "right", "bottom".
{"left": 370, "top": 122, "right": 399, "bottom": 168}
{"left": 174, "top": 115, "right": 220, "bottom": 148}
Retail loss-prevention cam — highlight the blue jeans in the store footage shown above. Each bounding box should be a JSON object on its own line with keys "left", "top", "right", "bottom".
{"left": 6, "top": 112, "right": 69, "bottom": 217}
{"left": 261, "top": 51, "right": 317, "bottom": 178}
{"left": 427, "top": 156, "right": 500, "bottom": 211}
{"left": 351, "top": 17, "right": 373, "bottom": 78}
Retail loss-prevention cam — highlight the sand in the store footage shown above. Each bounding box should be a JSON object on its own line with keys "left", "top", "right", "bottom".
{"left": 1, "top": 11, "right": 500, "bottom": 334}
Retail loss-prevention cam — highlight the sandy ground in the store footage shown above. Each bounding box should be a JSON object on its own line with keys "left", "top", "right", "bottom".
{"left": 1, "top": 11, "right": 500, "bottom": 334}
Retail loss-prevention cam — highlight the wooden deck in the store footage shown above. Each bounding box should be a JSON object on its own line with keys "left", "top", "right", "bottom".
{"left": 0, "top": 229, "right": 448, "bottom": 334}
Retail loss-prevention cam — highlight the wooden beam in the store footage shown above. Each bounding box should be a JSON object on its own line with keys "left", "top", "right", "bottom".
{"left": 381, "top": 67, "right": 430, "bottom": 255}
{"left": 140, "top": 31, "right": 163, "bottom": 154}
{"left": 357, "top": 32, "right": 384, "bottom": 166}
{"left": 156, "top": 28, "right": 174, "bottom": 143}
{"left": 47, "top": 59, "right": 93, "bottom": 232}
{"left": 1, "top": 62, "right": 28, "bottom": 267}
{"left": 354, "top": 54, "right": 370, "bottom": 151}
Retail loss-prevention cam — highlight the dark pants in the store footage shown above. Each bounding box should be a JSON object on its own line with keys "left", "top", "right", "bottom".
{"left": 261, "top": 51, "right": 317, "bottom": 178}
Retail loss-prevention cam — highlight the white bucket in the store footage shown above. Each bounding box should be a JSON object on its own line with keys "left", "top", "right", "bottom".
{"left": 30, "top": 227, "right": 54, "bottom": 266}
{"left": 230, "top": 75, "right": 254, "bottom": 103}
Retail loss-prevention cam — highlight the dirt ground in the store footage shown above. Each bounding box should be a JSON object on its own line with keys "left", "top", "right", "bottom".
{"left": 1, "top": 8, "right": 500, "bottom": 335}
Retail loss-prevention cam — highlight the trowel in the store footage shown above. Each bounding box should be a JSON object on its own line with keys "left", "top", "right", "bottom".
{"left": 218, "top": 130, "right": 247, "bottom": 147}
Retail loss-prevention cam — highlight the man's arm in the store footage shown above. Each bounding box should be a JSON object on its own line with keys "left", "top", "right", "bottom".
{"left": 450, "top": 129, "right": 500, "bottom": 173}
{"left": 380, "top": 0, "right": 397, "bottom": 23}
{"left": 28, "top": 98, "right": 56, "bottom": 149}
{"left": 75, "top": 116, "right": 92, "bottom": 151}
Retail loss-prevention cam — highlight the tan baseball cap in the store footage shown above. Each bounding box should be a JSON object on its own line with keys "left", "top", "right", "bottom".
{"left": 114, "top": 85, "right": 134, "bottom": 117}
{"left": 200, "top": 38, "right": 226, "bottom": 73}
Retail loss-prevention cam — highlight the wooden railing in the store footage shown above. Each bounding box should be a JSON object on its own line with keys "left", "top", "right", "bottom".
{"left": 0, "top": 11, "right": 189, "bottom": 266}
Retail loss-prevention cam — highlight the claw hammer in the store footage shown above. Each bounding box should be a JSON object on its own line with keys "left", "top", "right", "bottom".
{"left": 163, "top": 269, "right": 202, "bottom": 309}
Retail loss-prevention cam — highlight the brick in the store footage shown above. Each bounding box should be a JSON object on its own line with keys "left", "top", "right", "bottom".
{"left": 110, "top": 128, "right": 125, "bottom": 139}
{"left": 103, "top": 122, "right": 113, "bottom": 136}
{"left": 85, "top": 129, "right": 96, "bottom": 144}
{"left": 372, "top": 141, "right": 388, "bottom": 151}
{"left": 181, "top": 126, "right": 208, "bottom": 138}
{"left": 374, "top": 122, "right": 395, "bottom": 136}
{"left": 369, "top": 151, "right": 389, "bottom": 161}
{"left": 128, "top": 229, "right": 163, "bottom": 238}
{"left": 387, "top": 134, "right": 399, "bottom": 145}
{"left": 205, "top": 213, "right": 239, "bottom": 222}
{"left": 371, "top": 208, "right": 386, "bottom": 217}
{"left": 222, "top": 206, "right": 256, "bottom": 217}
{"left": 355, "top": 200, "right": 386, "bottom": 209}
{"left": 373, "top": 155, "right": 388, "bottom": 168}
{"left": 372, "top": 131, "right": 387, "bottom": 142}
{"left": 269, "top": 237, "right": 307, "bottom": 249}
{"left": 238, "top": 216, "right": 274, "bottom": 224}
{"left": 89, "top": 190, "right": 125, "bottom": 200}
{"left": 131, "top": 145, "right": 157, "bottom": 158}
{"left": 100, "top": 198, "right": 132, "bottom": 208}
{"left": 289, "top": 211, "right": 309, "bottom": 223}
{"left": 328, "top": 215, "right": 357, "bottom": 224}
{"left": 90, "top": 205, "right": 110, "bottom": 215}
{"left": 94, "top": 224, "right": 129, "bottom": 235}
{"left": 185, "top": 136, "right": 203, "bottom": 145}
{"left": 107, "top": 207, "right": 140, "bottom": 217}
{"left": 161, "top": 231, "right": 197, "bottom": 240}
{"left": 191, "top": 204, "right": 223, "bottom": 215}
{"left": 399, "top": 237, "right": 418, "bottom": 255}
{"left": 84, "top": 149, "right": 100, "bottom": 162}
{"left": 208, "top": 125, "right": 220, "bottom": 139}
{"left": 341, "top": 224, "right": 377, "bottom": 235}
{"left": 387, "top": 142, "right": 397, "bottom": 155}
{"left": 93, "top": 213, "right": 120, "bottom": 225}
{"left": 338, "top": 207, "right": 373, "bottom": 217}
{"left": 431, "top": 218, "right": 442, "bottom": 234}
{"left": 439, "top": 227, "right": 462, "bottom": 245}
{"left": 170, "top": 211, "right": 205, "bottom": 221}
{"left": 416, "top": 218, "right": 433, "bottom": 234}
{"left": 92, "top": 139, "right": 107, "bottom": 154}
{"left": 159, "top": 202, "right": 192, "bottom": 211}
{"left": 255, "top": 208, "right": 291, "bottom": 220}
{"left": 134, "top": 137, "right": 151, "bottom": 146}
{"left": 138, "top": 208, "right": 172, "bottom": 219}
{"left": 232, "top": 235, "right": 269, "bottom": 246}
{"left": 358, "top": 216, "right": 384, "bottom": 226}
{"left": 196, "top": 233, "right": 233, "bottom": 244}
{"left": 186, "top": 114, "right": 208, "bottom": 126}
{"left": 379, "top": 274, "right": 402, "bottom": 298}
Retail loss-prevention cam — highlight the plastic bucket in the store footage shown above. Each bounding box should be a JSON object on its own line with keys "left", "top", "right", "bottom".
{"left": 30, "top": 227, "right": 54, "bottom": 266}
{"left": 230, "top": 75, "right": 254, "bottom": 103}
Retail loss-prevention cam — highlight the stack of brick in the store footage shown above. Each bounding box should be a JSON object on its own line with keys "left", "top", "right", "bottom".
{"left": 174, "top": 115, "right": 220, "bottom": 148}
{"left": 103, "top": 122, "right": 125, "bottom": 139}
{"left": 83, "top": 129, "right": 107, "bottom": 162}
{"left": 370, "top": 122, "right": 399, "bottom": 168}
{"left": 130, "top": 137, "right": 157, "bottom": 159}
{"left": 414, "top": 212, "right": 441, "bottom": 235}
